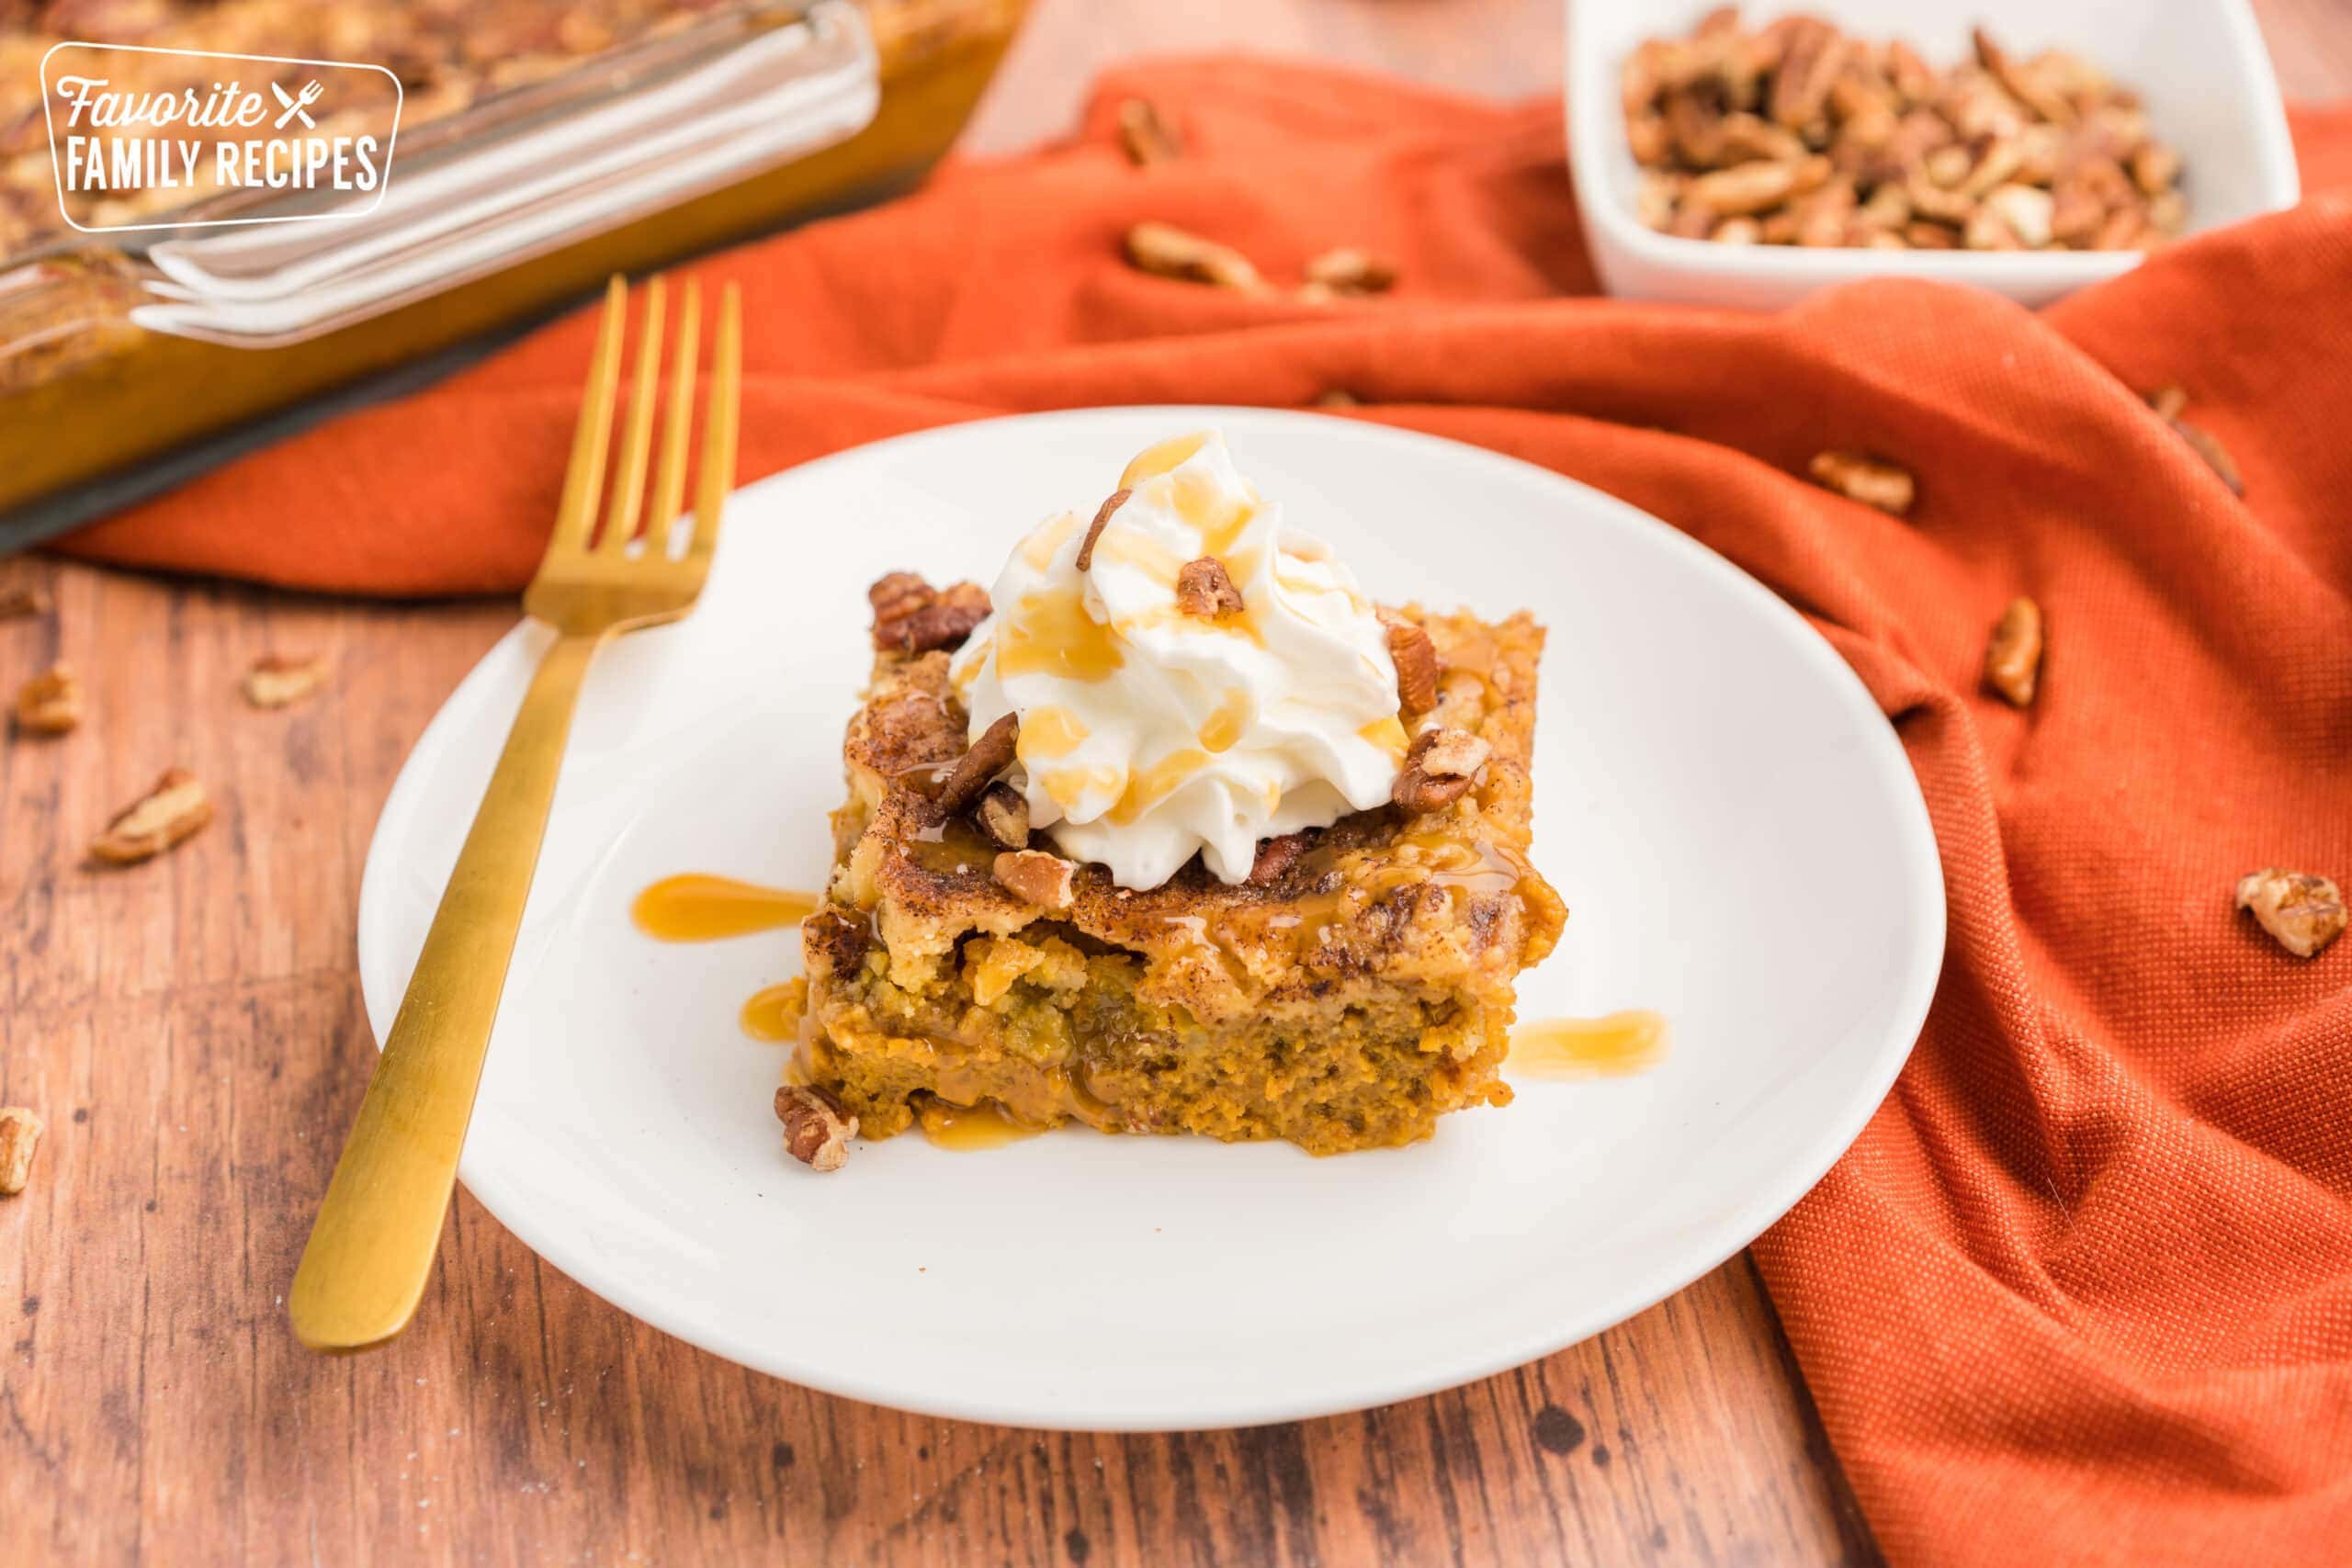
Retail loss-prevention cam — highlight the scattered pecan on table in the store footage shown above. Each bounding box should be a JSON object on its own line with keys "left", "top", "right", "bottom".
{"left": 90, "top": 768, "right": 211, "bottom": 865}
{"left": 1984, "top": 597, "right": 2044, "bottom": 708}
{"left": 1808, "top": 450, "right": 1917, "bottom": 515}
{"left": 14, "top": 664, "right": 81, "bottom": 736}
{"left": 0, "top": 1107, "right": 42, "bottom": 1197}
{"left": 2235, "top": 869, "right": 2346, "bottom": 960}
{"left": 243, "top": 652, "right": 332, "bottom": 709}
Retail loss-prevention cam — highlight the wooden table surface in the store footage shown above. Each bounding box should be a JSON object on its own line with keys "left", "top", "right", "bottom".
{"left": 4, "top": 4, "right": 2343, "bottom": 1563}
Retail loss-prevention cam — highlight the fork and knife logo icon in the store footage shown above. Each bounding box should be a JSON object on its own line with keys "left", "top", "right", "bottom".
{"left": 271, "top": 79, "right": 323, "bottom": 129}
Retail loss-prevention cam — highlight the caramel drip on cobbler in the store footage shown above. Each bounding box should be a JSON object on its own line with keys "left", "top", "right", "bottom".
{"left": 997, "top": 591, "right": 1125, "bottom": 682}
{"left": 739, "top": 983, "right": 804, "bottom": 1043}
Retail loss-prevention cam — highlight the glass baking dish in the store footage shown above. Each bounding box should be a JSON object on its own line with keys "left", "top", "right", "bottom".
{"left": 0, "top": 0, "right": 1028, "bottom": 547}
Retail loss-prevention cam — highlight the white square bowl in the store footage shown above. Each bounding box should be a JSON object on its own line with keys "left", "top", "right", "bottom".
{"left": 1566, "top": 0, "right": 2301, "bottom": 310}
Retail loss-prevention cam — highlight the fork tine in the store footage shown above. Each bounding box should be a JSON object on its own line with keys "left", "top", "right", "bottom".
{"left": 594, "top": 277, "right": 666, "bottom": 556}
{"left": 647, "top": 279, "right": 700, "bottom": 560}
{"left": 686, "top": 282, "right": 741, "bottom": 570}
{"left": 549, "top": 276, "right": 628, "bottom": 557}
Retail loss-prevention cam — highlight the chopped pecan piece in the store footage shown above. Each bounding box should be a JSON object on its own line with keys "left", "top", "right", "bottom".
{"left": 91, "top": 768, "right": 211, "bottom": 865}
{"left": 1248, "top": 830, "right": 1312, "bottom": 885}
{"left": 1980, "top": 184, "right": 2052, "bottom": 247}
{"left": 1983, "top": 597, "right": 2044, "bottom": 707}
{"left": 1116, "top": 98, "right": 1182, "bottom": 166}
{"left": 1636, "top": 169, "right": 1683, "bottom": 230}
{"left": 2140, "top": 386, "right": 2244, "bottom": 494}
{"left": 1721, "top": 112, "right": 1808, "bottom": 164}
{"left": 1688, "top": 158, "right": 1811, "bottom": 216}
{"left": 0, "top": 1107, "right": 40, "bottom": 1197}
{"left": 1807, "top": 450, "right": 1917, "bottom": 516}
{"left": 1303, "top": 248, "right": 1397, "bottom": 297}
{"left": 2092, "top": 208, "right": 2148, "bottom": 251}
{"left": 775, "top": 1085, "right": 857, "bottom": 1172}
{"left": 1125, "top": 221, "right": 1266, "bottom": 293}
{"left": 1075, "top": 490, "right": 1130, "bottom": 573}
{"left": 1419, "top": 728, "right": 1492, "bottom": 779}
{"left": 2235, "top": 869, "right": 2346, "bottom": 959}
{"left": 975, "top": 781, "right": 1031, "bottom": 851}
{"left": 1884, "top": 40, "right": 1936, "bottom": 105}
{"left": 1769, "top": 18, "right": 1848, "bottom": 129}
{"left": 2130, "top": 142, "right": 2182, "bottom": 198}
{"left": 994, "top": 849, "right": 1077, "bottom": 910}
{"left": 1382, "top": 614, "right": 1441, "bottom": 716}
{"left": 1175, "top": 557, "right": 1245, "bottom": 619}
{"left": 1393, "top": 727, "right": 1489, "bottom": 815}
{"left": 1973, "top": 28, "right": 2075, "bottom": 127}
{"left": 1626, "top": 110, "right": 1668, "bottom": 164}
{"left": 870, "top": 572, "right": 990, "bottom": 654}
{"left": 2145, "top": 392, "right": 2244, "bottom": 497}
{"left": 14, "top": 664, "right": 81, "bottom": 736}
{"left": 934, "top": 713, "right": 1020, "bottom": 816}
{"left": 869, "top": 571, "right": 928, "bottom": 618}
{"left": 0, "top": 583, "right": 50, "bottom": 620}
{"left": 243, "top": 652, "right": 331, "bottom": 709}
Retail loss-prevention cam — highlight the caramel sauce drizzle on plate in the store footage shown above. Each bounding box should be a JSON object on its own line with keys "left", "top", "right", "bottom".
{"left": 630, "top": 874, "right": 818, "bottom": 942}
{"left": 1510, "top": 1010, "right": 1669, "bottom": 1079}
{"left": 738, "top": 983, "right": 805, "bottom": 1043}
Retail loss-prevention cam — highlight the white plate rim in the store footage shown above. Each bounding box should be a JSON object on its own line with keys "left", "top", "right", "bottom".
{"left": 356, "top": 406, "right": 1946, "bottom": 1429}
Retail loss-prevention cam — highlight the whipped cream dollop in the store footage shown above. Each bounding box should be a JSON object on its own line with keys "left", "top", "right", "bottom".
{"left": 950, "top": 430, "right": 1408, "bottom": 889}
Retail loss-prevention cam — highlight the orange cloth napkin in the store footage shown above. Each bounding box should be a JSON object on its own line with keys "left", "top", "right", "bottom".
{"left": 61, "top": 59, "right": 2352, "bottom": 1566}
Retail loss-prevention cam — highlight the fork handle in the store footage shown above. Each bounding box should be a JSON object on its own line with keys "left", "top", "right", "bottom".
{"left": 290, "top": 630, "right": 601, "bottom": 1351}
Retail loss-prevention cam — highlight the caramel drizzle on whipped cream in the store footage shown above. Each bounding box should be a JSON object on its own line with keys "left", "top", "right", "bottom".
{"left": 949, "top": 430, "right": 1407, "bottom": 888}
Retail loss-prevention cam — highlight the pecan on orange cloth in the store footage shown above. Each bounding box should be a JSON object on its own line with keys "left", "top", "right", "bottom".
{"left": 58, "top": 61, "right": 2352, "bottom": 1568}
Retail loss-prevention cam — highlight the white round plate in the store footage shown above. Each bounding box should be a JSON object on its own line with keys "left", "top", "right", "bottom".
{"left": 358, "top": 407, "right": 1943, "bottom": 1431}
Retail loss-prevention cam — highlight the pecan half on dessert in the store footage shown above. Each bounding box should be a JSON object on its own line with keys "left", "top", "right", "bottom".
{"left": 871, "top": 572, "right": 990, "bottom": 654}
{"left": 934, "top": 714, "right": 1020, "bottom": 816}
{"left": 994, "top": 849, "right": 1077, "bottom": 910}
{"left": 1394, "top": 727, "right": 1492, "bottom": 814}
{"left": 1381, "top": 613, "right": 1442, "bottom": 716}
{"left": 1175, "top": 557, "right": 1245, "bottom": 619}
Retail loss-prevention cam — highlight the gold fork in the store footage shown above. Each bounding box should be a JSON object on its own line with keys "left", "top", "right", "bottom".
{"left": 290, "top": 275, "right": 741, "bottom": 1352}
